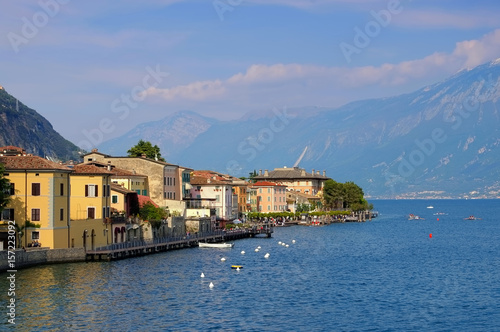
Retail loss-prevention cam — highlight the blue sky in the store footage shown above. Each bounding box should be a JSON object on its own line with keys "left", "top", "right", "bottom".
{"left": 1, "top": 0, "right": 500, "bottom": 150}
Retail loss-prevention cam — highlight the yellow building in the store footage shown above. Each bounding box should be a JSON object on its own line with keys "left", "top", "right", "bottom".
{"left": 69, "top": 164, "right": 113, "bottom": 250}
{"left": 0, "top": 147, "right": 72, "bottom": 249}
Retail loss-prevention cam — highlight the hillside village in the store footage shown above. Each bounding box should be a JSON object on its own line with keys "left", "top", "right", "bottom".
{"left": 0, "top": 145, "right": 333, "bottom": 251}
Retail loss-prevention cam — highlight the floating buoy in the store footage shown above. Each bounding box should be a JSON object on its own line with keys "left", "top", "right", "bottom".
{"left": 255, "top": 248, "right": 259, "bottom": 252}
{"left": 264, "top": 253, "right": 270, "bottom": 258}
{"left": 286, "top": 244, "right": 289, "bottom": 248}
{"left": 281, "top": 243, "right": 286, "bottom": 246}
{"left": 209, "top": 282, "right": 214, "bottom": 288}
{"left": 278, "top": 241, "right": 282, "bottom": 245}
{"left": 241, "top": 250, "right": 245, "bottom": 255}
{"left": 221, "top": 257, "right": 226, "bottom": 262}
{"left": 257, "top": 246, "right": 261, "bottom": 249}
{"left": 292, "top": 240, "right": 296, "bottom": 244}
{"left": 231, "top": 265, "right": 243, "bottom": 269}
{"left": 429, "top": 233, "right": 433, "bottom": 238}
{"left": 437, "top": 218, "right": 439, "bottom": 221}
{"left": 200, "top": 273, "right": 205, "bottom": 278}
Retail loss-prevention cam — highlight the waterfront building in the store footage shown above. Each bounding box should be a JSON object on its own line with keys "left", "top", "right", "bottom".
{"left": 248, "top": 181, "right": 287, "bottom": 213}
{"left": 82, "top": 149, "right": 192, "bottom": 213}
{"left": 253, "top": 167, "right": 330, "bottom": 196}
{"left": 189, "top": 170, "right": 236, "bottom": 227}
{"left": 0, "top": 146, "right": 72, "bottom": 249}
{"left": 69, "top": 164, "right": 113, "bottom": 250}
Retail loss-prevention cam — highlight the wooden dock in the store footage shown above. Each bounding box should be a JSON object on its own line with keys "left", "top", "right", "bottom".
{"left": 85, "top": 227, "right": 273, "bottom": 261}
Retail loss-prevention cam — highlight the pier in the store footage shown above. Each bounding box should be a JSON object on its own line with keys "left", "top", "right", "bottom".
{"left": 85, "top": 226, "right": 273, "bottom": 261}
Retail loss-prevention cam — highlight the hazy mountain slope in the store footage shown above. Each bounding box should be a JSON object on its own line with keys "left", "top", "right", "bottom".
{"left": 0, "top": 87, "right": 81, "bottom": 161}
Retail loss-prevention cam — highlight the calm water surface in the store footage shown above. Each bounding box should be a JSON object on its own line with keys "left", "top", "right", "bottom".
{"left": 2, "top": 199, "right": 500, "bottom": 331}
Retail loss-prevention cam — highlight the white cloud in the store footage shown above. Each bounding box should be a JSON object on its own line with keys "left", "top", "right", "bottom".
{"left": 392, "top": 9, "right": 500, "bottom": 29}
{"left": 142, "top": 29, "right": 500, "bottom": 103}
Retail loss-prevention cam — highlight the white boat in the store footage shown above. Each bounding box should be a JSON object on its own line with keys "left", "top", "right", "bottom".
{"left": 198, "top": 242, "right": 234, "bottom": 248}
{"left": 427, "top": 206, "right": 434, "bottom": 209}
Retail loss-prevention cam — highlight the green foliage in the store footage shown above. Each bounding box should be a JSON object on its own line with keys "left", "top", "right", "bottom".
{"left": 127, "top": 140, "right": 166, "bottom": 162}
{"left": 139, "top": 202, "right": 166, "bottom": 221}
{"left": 0, "top": 163, "right": 11, "bottom": 215}
{"left": 323, "top": 179, "right": 372, "bottom": 211}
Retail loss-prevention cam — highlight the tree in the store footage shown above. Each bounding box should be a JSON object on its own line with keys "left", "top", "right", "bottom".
{"left": 323, "top": 179, "right": 344, "bottom": 209}
{"left": 139, "top": 202, "right": 167, "bottom": 221}
{"left": 127, "top": 140, "right": 166, "bottom": 162}
{"left": 0, "top": 163, "right": 11, "bottom": 216}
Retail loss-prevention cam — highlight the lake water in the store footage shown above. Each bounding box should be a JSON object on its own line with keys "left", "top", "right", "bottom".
{"left": 2, "top": 199, "right": 500, "bottom": 331}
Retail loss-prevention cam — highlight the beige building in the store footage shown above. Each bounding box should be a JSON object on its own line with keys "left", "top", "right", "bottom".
{"left": 253, "top": 167, "right": 330, "bottom": 196}
{"left": 249, "top": 181, "right": 287, "bottom": 213}
{"left": 82, "top": 149, "right": 192, "bottom": 212}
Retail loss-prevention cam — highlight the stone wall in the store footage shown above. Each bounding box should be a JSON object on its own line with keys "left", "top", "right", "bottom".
{"left": 0, "top": 247, "right": 86, "bottom": 272}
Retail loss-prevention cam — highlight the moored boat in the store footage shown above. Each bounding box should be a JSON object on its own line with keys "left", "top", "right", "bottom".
{"left": 198, "top": 242, "right": 234, "bottom": 248}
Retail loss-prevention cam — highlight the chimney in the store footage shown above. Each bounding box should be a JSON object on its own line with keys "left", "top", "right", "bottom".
{"left": 259, "top": 169, "right": 262, "bottom": 176}
{"left": 317, "top": 171, "right": 320, "bottom": 175}
{"left": 141, "top": 153, "right": 147, "bottom": 158}
{"left": 301, "top": 169, "right": 306, "bottom": 176}
{"left": 323, "top": 170, "right": 326, "bottom": 177}
{"left": 91, "top": 148, "right": 98, "bottom": 153}
{"left": 312, "top": 169, "right": 315, "bottom": 176}
{"left": 264, "top": 170, "right": 269, "bottom": 177}
{"left": 107, "top": 161, "right": 112, "bottom": 171}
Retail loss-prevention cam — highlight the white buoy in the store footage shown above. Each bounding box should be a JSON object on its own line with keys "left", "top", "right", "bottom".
{"left": 221, "top": 257, "right": 226, "bottom": 262}
{"left": 264, "top": 253, "right": 270, "bottom": 258}
{"left": 278, "top": 241, "right": 282, "bottom": 245}
{"left": 281, "top": 243, "right": 286, "bottom": 246}
{"left": 201, "top": 273, "right": 205, "bottom": 278}
{"left": 241, "top": 250, "right": 245, "bottom": 255}
{"left": 292, "top": 240, "right": 296, "bottom": 244}
{"left": 255, "top": 248, "right": 259, "bottom": 252}
{"left": 257, "top": 246, "right": 261, "bottom": 249}
{"left": 236, "top": 267, "right": 240, "bottom": 271}
{"left": 209, "top": 282, "right": 214, "bottom": 288}
{"left": 286, "top": 244, "right": 289, "bottom": 248}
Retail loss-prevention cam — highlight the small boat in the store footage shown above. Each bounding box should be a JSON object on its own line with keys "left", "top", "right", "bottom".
{"left": 199, "top": 242, "right": 234, "bottom": 248}
{"left": 231, "top": 265, "right": 243, "bottom": 269}
{"left": 408, "top": 214, "right": 424, "bottom": 220}
{"left": 427, "top": 206, "right": 434, "bottom": 209}
{"left": 433, "top": 212, "right": 447, "bottom": 216}
{"left": 464, "top": 216, "right": 481, "bottom": 220}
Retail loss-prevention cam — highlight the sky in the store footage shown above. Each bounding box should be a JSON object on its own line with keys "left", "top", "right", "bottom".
{"left": 1, "top": 0, "right": 500, "bottom": 150}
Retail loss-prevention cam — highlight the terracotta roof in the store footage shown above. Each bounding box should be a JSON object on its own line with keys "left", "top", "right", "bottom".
{"left": 110, "top": 184, "right": 137, "bottom": 195}
{"left": 0, "top": 146, "right": 26, "bottom": 155}
{"left": 190, "top": 175, "right": 229, "bottom": 186}
{"left": 0, "top": 155, "right": 71, "bottom": 171}
{"left": 138, "top": 195, "right": 159, "bottom": 208}
{"left": 254, "top": 167, "right": 329, "bottom": 180}
{"left": 72, "top": 164, "right": 114, "bottom": 175}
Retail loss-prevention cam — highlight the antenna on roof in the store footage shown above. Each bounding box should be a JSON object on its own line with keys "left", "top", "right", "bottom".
{"left": 293, "top": 146, "right": 308, "bottom": 168}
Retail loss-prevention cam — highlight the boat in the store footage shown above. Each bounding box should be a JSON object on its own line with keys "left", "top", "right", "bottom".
{"left": 198, "top": 242, "right": 234, "bottom": 248}
{"left": 408, "top": 214, "right": 424, "bottom": 220}
{"left": 231, "top": 265, "right": 243, "bottom": 269}
{"left": 433, "top": 212, "right": 447, "bottom": 216}
{"left": 427, "top": 206, "right": 434, "bottom": 209}
{"left": 464, "top": 216, "right": 481, "bottom": 220}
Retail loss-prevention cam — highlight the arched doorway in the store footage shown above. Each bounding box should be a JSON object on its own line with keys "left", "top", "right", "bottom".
{"left": 91, "top": 229, "right": 95, "bottom": 250}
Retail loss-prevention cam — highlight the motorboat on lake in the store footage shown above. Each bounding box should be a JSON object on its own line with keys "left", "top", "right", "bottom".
{"left": 408, "top": 214, "right": 424, "bottom": 220}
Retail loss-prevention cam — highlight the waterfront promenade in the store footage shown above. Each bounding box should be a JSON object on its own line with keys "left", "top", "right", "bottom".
{"left": 86, "top": 227, "right": 273, "bottom": 261}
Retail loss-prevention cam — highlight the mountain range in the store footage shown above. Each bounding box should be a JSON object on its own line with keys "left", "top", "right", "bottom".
{"left": 98, "top": 59, "right": 500, "bottom": 198}
{"left": 2, "top": 59, "right": 500, "bottom": 198}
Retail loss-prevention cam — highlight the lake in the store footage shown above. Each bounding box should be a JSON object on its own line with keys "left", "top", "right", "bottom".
{"left": 2, "top": 199, "right": 500, "bottom": 331}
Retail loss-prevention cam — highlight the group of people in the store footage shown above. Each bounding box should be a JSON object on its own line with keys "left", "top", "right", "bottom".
{"left": 28, "top": 240, "right": 42, "bottom": 247}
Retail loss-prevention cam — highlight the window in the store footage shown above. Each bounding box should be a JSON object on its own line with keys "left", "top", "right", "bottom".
{"left": 60, "top": 183, "right": 64, "bottom": 196}
{"left": 267, "top": 188, "right": 271, "bottom": 193}
{"left": 164, "top": 192, "right": 167, "bottom": 199}
{"left": 2, "top": 209, "right": 14, "bottom": 221}
{"left": 112, "top": 195, "right": 118, "bottom": 204}
{"left": 60, "top": 208, "right": 64, "bottom": 221}
{"left": 164, "top": 177, "right": 166, "bottom": 185}
{"left": 259, "top": 188, "right": 262, "bottom": 194}
{"left": 267, "top": 196, "right": 270, "bottom": 202}
{"left": 85, "top": 184, "right": 98, "bottom": 197}
{"left": 31, "top": 208, "right": 41, "bottom": 221}
{"left": 142, "top": 190, "right": 147, "bottom": 196}
{"left": 267, "top": 205, "right": 271, "bottom": 210}
{"left": 216, "top": 195, "right": 220, "bottom": 202}
{"left": 136, "top": 190, "right": 141, "bottom": 195}
{"left": 9, "top": 183, "right": 15, "bottom": 195}
{"left": 32, "top": 183, "right": 40, "bottom": 196}
{"left": 31, "top": 231, "right": 40, "bottom": 240}
{"left": 87, "top": 207, "right": 95, "bottom": 219}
